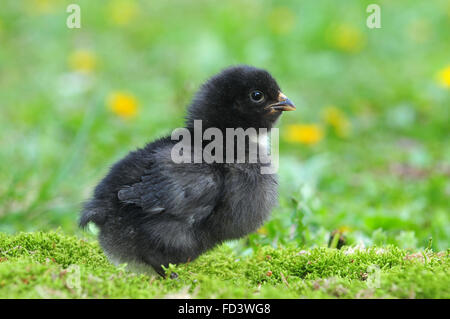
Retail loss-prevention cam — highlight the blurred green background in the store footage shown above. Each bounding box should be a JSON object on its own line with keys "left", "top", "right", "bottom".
{"left": 0, "top": 0, "right": 449, "bottom": 251}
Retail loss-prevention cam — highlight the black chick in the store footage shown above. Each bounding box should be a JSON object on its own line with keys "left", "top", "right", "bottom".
{"left": 80, "top": 65, "right": 296, "bottom": 276}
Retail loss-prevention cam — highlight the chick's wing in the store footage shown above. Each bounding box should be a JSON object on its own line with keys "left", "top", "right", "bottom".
{"left": 117, "top": 147, "right": 222, "bottom": 219}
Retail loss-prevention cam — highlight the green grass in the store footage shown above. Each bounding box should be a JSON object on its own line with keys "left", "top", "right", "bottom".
{"left": 0, "top": 232, "right": 448, "bottom": 299}
{"left": 0, "top": 0, "right": 449, "bottom": 298}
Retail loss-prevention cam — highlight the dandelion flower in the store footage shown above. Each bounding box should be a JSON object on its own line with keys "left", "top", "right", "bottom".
{"left": 330, "top": 24, "right": 366, "bottom": 53}
{"left": 108, "top": 0, "right": 139, "bottom": 26}
{"left": 68, "top": 49, "right": 97, "bottom": 74}
{"left": 267, "top": 7, "right": 296, "bottom": 35}
{"left": 337, "top": 225, "right": 352, "bottom": 233}
{"left": 285, "top": 124, "right": 324, "bottom": 145}
{"left": 322, "top": 106, "right": 351, "bottom": 138}
{"left": 257, "top": 226, "right": 268, "bottom": 235}
{"left": 437, "top": 65, "right": 450, "bottom": 88}
{"left": 28, "top": 0, "right": 59, "bottom": 15}
{"left": 107, "top": 92, "right": 138, "bottom": 119}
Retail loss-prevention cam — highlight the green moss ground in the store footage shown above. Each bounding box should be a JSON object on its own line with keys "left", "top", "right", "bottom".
{"left": 0, "top": 232, "right": 448, "bottom": 299}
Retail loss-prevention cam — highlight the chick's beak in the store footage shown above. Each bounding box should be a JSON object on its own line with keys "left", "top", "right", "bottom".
{"left": 270, "top": 92, "right": 296, "bottom": 111}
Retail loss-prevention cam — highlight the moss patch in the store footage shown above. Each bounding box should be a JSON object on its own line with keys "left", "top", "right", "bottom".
{"left": 0, "top": 232, "right": 448, "bottom": 298}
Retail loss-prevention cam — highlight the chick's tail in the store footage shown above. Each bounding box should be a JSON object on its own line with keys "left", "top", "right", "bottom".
{"left": 79, "top": 199, "right": 108, "bottom": 228}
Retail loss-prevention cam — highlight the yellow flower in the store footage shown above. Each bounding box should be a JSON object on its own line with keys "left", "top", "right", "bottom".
{"left": 267, "top": 7, "right": 296, "bottom": 35}
{"left": 68, "top": 49, "right": 97, "bottom": 74}
{"left": 27, "top": 0, "right": 60, "bottom": 15}
{"left": 436, "top": 66, "right": 450, "bottom": 88}
{"left": 285, "top": 124, "right": 324, "bottom": 145}
{"left": 330, "top": 24, "right": 366, "bottom": 53}
{"left": 321, "top": 106, "right": 351, "bottom": 138}
{"left": 107, "top": 92, "right": 138, "bottom": 118}
{"left": 108, "top": 0, "right": 139, "bottom": 26}
{"left": 337, "top": 225, "right": 352, "bottom": 233}
{"left": 257, "top": 226, "right": 268, "bottom": 235}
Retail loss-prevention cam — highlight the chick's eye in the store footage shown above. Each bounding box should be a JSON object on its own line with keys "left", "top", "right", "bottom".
{"left": 250, "top": 90, "right": 264, "bottom": 103}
